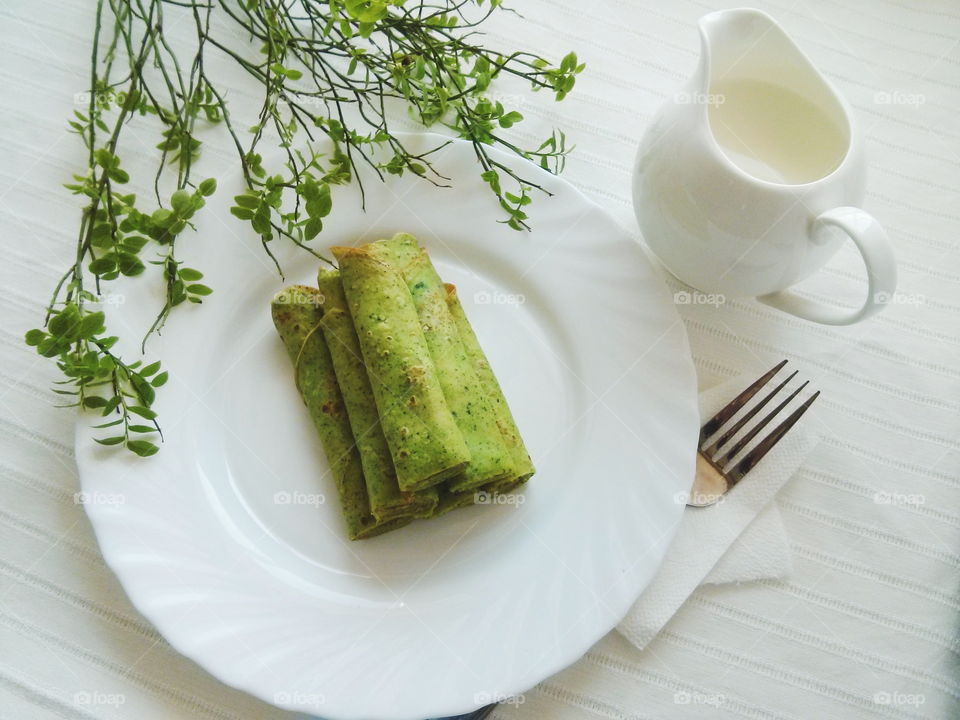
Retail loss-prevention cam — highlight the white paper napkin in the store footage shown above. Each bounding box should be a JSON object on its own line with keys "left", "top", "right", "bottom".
{"left": 616, "top": 374, "right": 820, "bottom": 650}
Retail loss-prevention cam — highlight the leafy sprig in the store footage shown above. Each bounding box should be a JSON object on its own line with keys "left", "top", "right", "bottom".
{"left": 27, "top": 0, "right": 582, "bottom": 455}
{"left": 26, "top": 304, "right": 165, "bottom": 456}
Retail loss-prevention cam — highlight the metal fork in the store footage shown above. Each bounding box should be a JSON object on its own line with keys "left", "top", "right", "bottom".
{"left": 688, "top": 360, "right": 819, "bottom": 507}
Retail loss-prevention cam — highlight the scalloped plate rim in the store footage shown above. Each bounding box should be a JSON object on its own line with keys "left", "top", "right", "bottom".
{"left": 75, "top": 132, "right": 698, "bottom": 720}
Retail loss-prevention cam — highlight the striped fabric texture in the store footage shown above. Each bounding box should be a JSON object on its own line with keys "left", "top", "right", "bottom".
{"left": 1, "top": 0, "right": 957, "bottom": 719}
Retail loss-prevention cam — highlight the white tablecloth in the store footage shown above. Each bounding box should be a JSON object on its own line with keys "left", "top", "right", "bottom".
{"left": 1, "top": 0, "right": 958, "bottom": 718}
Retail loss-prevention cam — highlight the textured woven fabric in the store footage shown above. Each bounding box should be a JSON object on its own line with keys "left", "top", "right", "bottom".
{"left": 2, "top": 0, "right": 958, "bottom": 719}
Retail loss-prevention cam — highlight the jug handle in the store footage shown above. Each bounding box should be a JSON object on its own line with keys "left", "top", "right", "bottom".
{"left": 757, "top": 207, "right": 897, "bottom": 326}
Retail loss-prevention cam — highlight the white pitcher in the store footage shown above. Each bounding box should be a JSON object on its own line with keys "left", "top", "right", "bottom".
{"left": 633, "top": 8, "right": 896, "bottom": 325}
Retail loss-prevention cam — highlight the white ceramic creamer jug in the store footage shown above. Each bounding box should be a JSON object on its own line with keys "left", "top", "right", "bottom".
{"left": 633, "top": 8, "right": 896, "bottom": 325}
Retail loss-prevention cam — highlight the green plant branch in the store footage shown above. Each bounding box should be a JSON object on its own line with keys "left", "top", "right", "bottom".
{"left": 28, "top": 0, "right": 583, "bottom": 456}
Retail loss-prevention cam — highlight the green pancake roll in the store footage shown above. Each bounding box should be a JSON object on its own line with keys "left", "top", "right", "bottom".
{"left": 271, "top": 285, "right": 409, "bottom": 540}
{"left": 444, "top": 282, "right": 536, "bottom": 485}
{"left": 367, "top": 234, "right": 513, "bottom": 492}
{"left": 316, "top": 269, "right": 438, "bottom": 522}
{"left": 433, "top": 487, "right": 478, "bottom": 516}
{"left": 483, "top": 474, "right": 529, "bottom": 495}
{"left": 331, "top": 246, "right": 470, "bottom": 491}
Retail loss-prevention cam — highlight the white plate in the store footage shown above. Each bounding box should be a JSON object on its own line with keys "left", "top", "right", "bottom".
{"left": 76, "top": 133, "right": 698, "bottom": 719}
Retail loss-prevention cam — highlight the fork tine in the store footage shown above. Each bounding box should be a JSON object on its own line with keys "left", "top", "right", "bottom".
{"left": 716, "top": 380, "right": 809, "bottom": 467}
{"left": 703, "top": 370, "right": 798, "bottom": 457}
{"left": 725, "top": 390, "right": 820, "bottom": 485}
{"left": 699, "top": 360, "right": 787, "bottom": 445}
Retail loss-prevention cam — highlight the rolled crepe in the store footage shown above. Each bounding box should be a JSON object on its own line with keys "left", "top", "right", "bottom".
{"left": 331, "top": 246, "right": 470, "bottom": 491}
{"left": 433, "top": 487, "right": 477, "bottom": 516}
{"left": 444, "top": 282, "right": 536, "bottom": 485}
{"left": 317, "top": 269, "right": 438, "bottom": 522}
{"left": 484, "top": 475, "right": 529, "bottom": 495}
{"left": 271, "top": 285, "right": 410, "bottom": 540}
{"left": 367, "top": 234, "right": 513, "bottom": 492}
{"left": 435, "top": 478, "right": 526, "bottom": 519}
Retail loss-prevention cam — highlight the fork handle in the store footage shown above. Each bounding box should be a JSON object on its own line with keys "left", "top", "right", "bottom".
{"left": 758, "top": 207, "right": 897, "bottom": 326}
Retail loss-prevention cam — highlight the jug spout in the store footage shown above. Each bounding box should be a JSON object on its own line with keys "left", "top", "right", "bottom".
{"left": 698, "top": 8, "right": 842, "bottom": 107}
{"left": 697, "top": 9, "right": 789, "bottom": 86}
{"left": 696, "top": 8, "right": 852, "bottom": 186}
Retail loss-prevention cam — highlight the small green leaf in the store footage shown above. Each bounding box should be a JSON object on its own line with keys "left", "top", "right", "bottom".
{"left": 89, "top": 256, "right": 118, "bottom": 275}
{"left": 37, "top": 337, "right": 60, "bottom": 357}
{"left": 151, "top": 208, "right": 174, "bottom": 227}
{"left": 127, "top": 439, "right": 159, "bottom": 457}
{"left": 131, "top": 375, "right": 156, "bottom": 405}
{"left": 151, "top": 371, "right": 169, "bottom": 387}
{"left": 128, "top": 424, "right": 157, "bottom": 433}
{"left": 94, "top": 148, "right": 117, "bottom": 169}
{"left": 498, "top": 111, "right": 523, "bottom": 128}
{"left": 171, "top": 189, "right": 191, "bottom": 214}
{"left": 198, "top": 178, "right": 217, "bottom": 196}
{"left": 128, "top": 405, "right": 157, "bottom": 420}
{"left": 187, "top": 284, "right": 213, "bottom": 296}
{"left": 49, "top": 305, "right": 81, "bottom": 338}
{"left": 343, "top": 0, "right": 388, "bottom": 23}
{"left": 78, "top": 312, "right": 105, "bottom": 339}
{"left": 120, "top": 235, "right": 150, "bottom": 253}
{"left": 233, "top": 194, "right": 259, "bottom": 209}
{"left": 93, "top": 419, "right": 124, "bottom": 429}
{"left": 306, "top": 183, "right": 332, "bottom": 218}
{"left": 140, "top": 361, "right": 161, "bottom": 377}
{"left": 95, "top": 436, "right": 125, "bottom": 446}
{"left": 117, "top": 253, "right": 145, "bottom": 276}
{"left": 25, "top": 329, "right": 46, "bottom": 346}
{"left": 304, "top": 217, "right": 323, "bottom": 240}
{"left": 251, "top": 206, "right": 272, "bottom": 235}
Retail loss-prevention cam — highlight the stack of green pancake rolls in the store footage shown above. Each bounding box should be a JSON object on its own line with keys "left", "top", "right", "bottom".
{"left": 270, "top": 286, "right": 412, "bottom": 540}
{"left": 316, "top": 269, "right": 438, "bottom": 522}
{"left": 271, "top": 233, "right": 534, "bottom": 539}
